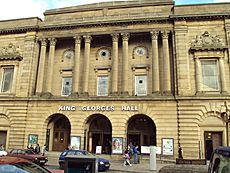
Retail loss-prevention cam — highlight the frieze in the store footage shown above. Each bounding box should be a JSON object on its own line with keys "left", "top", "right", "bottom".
{"left": 0, "top": 43, "right": 22, "bottom": 61}
{"left": 190, "top": 31, "right": 227, "bottom": 51}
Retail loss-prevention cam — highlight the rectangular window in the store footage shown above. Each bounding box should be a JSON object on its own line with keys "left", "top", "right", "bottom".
{"left": 1, "top": 67, "right": 14, "bottom": 93}
{"left": 135, "top": 75, "right": 147, "bottom": 96}
{"left": 97, "top": 76, "right": 108, "bottom": 96}
{"left": 61, "top": 77, "right": 72, "bottom": 96}
{"left": 201, "top": 60, "right": 219, "bottom": 91}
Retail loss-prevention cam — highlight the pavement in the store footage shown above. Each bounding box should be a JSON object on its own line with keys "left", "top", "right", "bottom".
{"left": 44, "top": 152, "right": 208, "bottom": 173}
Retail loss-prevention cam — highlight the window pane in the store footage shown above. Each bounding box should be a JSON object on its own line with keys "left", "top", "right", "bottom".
{"left": 97, "top": 76, "right": 108, "bottom": 96}
{"left": 201, "top": 60, "right": 219, "bottom": 91}
{"left": 135, "top": 75, "right": 147, "bottom": 96}
{"left": 1, "top": 67, "right": 14, "bottom": 93}
{"left": 61, "top": 77, "right": 72, "bottom": 96}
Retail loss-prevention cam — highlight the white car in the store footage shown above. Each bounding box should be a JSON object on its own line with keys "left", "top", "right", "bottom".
{"left": 0, "top": 151, "right": 7, "bottom": 156}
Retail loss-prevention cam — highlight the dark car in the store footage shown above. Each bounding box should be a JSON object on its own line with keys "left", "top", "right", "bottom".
{"left": 59, "top": 149, "right": 110, "bottom": 172}
{"left": 208, "top": 146, "right": 230, "bottom": 173}
{"left": 0, "top": 156, "right": 51, "bottom": 173}
{"left": 7, "top": 149, "right": 48, "bottom": 166}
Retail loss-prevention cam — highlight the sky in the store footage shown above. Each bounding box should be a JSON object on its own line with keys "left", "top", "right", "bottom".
{"left": 0, "top": 0, "right": 230, "bottom": 21}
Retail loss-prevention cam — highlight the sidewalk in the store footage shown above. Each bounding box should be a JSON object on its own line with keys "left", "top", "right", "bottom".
{"left": 109, "top": 160, "right": 171, "bottom": 173}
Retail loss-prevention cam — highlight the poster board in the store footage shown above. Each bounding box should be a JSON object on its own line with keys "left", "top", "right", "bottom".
{"left": 28, "top": 134, "right": 38, "bottom": 147}
{"left": 112, "top": 137, "right": 123, "bottom": 154}
{"left": 96, "top": 146, "right": 102, "bottom": 154}
{"left": 162, "top": 138, "right": 174, "bottom": 156}
{"left": 71, "top": 136, "right": 81, "bottom": 149}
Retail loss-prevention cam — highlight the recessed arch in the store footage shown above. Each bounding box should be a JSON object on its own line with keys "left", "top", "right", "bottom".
{"left": 86, "top": 114, "right": 112, "bottom": 154}
{"left": 127, "top": 114, "right": 156, "bottom": 149}
{"left": 46, "top": 113, "right": 71, "bottom": 151}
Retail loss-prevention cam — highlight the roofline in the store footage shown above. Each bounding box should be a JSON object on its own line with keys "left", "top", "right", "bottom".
{"left": 44, "top": 0, "right": 174, "bottom": 16}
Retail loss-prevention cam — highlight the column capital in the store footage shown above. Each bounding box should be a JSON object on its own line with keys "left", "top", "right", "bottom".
{"left": 121, "top": 32, "right": 130, "bottom": 41}
{"left": 48, "top": 38, "right": 57, "bottom": 46}
{"left": 39, "top": 38, "right": 47, "bottom": 46}
{"left": 161, "top": 30, "right": 170, "bottom": 39}
{"left": 150, "top": 31, "right": 159, "bottom": 40}
{"left": 83, "top": 35, "right": 92, "bottom": 43}
{"left": 74, "top": 35, "right": 82, "bottom": 44}
{"left": 111, "top": 33, "right": 119, "bottom": 42}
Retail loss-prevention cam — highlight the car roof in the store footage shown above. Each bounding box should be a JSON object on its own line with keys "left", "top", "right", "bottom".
{"left": 0, "top": 156, "right": 30, "bottom": 164}
{"left": 214, "top": 146, "right": 230, "bottom": 158}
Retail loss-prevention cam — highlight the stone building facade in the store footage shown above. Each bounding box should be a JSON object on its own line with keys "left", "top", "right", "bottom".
{"left": 0, "top": 0, "right": 230, "bottom": 159}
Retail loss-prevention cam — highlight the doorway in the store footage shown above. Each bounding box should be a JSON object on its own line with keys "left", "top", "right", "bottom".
{"left": 127, "top": 114, "right": 156, "bottom": 151}
{"left": 87, "top": 114, "right": 112, "bottom": 154}
{"left": 0, "top": 131, "right": 7, "bottom": 148}
{"left": 204, "top": 131, "right": 222, "bottom": 160}
{"left": 47, "top": 114, "right": 70, "bottom": 151}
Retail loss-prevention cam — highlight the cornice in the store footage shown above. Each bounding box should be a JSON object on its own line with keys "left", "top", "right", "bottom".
{"left": 170, "top": 13, "right": 230, "bottom": 21}
{"left": 44, "top": 0, "right": 174, "bottom": 15}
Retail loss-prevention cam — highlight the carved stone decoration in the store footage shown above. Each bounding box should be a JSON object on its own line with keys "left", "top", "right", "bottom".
{"left": 133, "top": 46, "right": 148, "bottom": 59}
{"left": 0, "top": 43, "right": 22, "bottom": 60}
{"left": 190, "top": 31, "right": 226, "bottom": 50}
{"left": 96, "top": 47, "right": 111, "bottom": 60}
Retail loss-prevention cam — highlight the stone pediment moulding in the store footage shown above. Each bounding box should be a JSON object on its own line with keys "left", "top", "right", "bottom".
{"left": 0, "top": 43, "right": 22, "bottom": 61}
{"left": 190, "top": 31, "right": 227, "bottom": 51}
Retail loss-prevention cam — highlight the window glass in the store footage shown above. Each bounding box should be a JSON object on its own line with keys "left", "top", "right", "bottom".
{"left": 135, "top": 75, "right": 147, "bottom": 96}
{"left": 1, "top": 67, "right": 14, "bottom": 93}
{"left": 201, "top": 60, "right": 219, "bottom": 91}
{"left": 61, "top": 77, "right": 72, "bottom": 96}
{"left": 97, "top": 76, "right": 108, "bottom": 96}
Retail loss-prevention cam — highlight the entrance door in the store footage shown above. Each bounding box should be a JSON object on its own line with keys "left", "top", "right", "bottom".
{"left": 128, "top": 134, "right": 140, "bottom": 146}
{"left": 127, "top": 115, "right": 156, "bottom": 149}
{"left": 87, "top": 114, "right": 112, "bottom": 154}
{"left": 0, "top": 131, "right": 7, "bottom": 147}
{"left": 52, "top": 116, "right": 70, "bottom": 151}
{"left": 204, "top": 132, "right": 222, "bottom": 160}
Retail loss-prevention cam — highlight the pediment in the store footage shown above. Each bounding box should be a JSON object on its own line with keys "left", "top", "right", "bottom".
{"left": 190, "top": 31, "right": 227, "bottom": 51}
{"left": 0, "top": 43, "right": 22, "bottom": 61}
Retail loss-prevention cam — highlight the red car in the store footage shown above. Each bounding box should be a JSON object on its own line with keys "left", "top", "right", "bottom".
{"left": 0, "top": 156, "right": 51, "bottom": 173}
{"left": 7, "top": 149, "right": 48, "bottom": 166}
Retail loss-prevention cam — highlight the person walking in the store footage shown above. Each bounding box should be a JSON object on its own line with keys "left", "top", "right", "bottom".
{"left": 41, "top": 144, "right": 46, "bottom": 156}
{"left": 133, "top": 145, "right": 139, "bottom": 164}
{"left": 178, "top": 144, "right": 183, "bottom": 159}
{"left": 123, "top": 149, "right": 132, "bottom": 166}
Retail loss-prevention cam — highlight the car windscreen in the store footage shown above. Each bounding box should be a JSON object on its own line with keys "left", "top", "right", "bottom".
{"left": 0, "top": 162, "right": 50, "bottom": 173}
{"left": 25, "top": 150, "right": 35, "bottom": 154}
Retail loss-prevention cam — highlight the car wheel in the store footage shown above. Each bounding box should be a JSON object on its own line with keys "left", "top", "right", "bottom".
{"left": 59, "top": 163, "right": 64, "bottom": 170}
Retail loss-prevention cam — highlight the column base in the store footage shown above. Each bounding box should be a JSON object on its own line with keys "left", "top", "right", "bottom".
{"left": 110, "top": 92, "right": 119, "bottom": 96}
{"left": 81, "top": 92, "right": 89, "bottom": 97}
{"left": 120, "top": 91, "right": 129, "bottom": 96}
{"left": 162, "top": 91, "right": 172, "bottom": 95}
{"left": 40, "top": 92, "right": 53, "bottom": 98}
{"left": 152, "top": 91, "right": 161, "bottom": 96}
{"left": 70, "top": 92, "right": 80, "bottom": 97}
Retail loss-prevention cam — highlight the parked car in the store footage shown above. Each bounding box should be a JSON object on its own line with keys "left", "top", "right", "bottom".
{"left": 7, "top": 149, "right": 48, "bottom": 166}
{"left": 0, "top": 151, "right": 7, "bottom": 156}
{"left": 208, "top": 146, "right": 230, "bottom": 173}
{"left": 0, "top": 156, "right": 51, "bottom": 173}
{"left": 59, "top": 149, "right": 110, "bottom": 171}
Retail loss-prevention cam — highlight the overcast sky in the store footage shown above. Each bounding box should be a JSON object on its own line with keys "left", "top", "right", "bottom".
{"left": 0, "top": 0, "right": 229, "bottom": 20}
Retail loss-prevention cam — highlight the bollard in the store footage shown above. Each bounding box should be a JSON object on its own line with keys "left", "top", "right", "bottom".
{"left": 149, "top": 146, "right": 156, "bottom": 171}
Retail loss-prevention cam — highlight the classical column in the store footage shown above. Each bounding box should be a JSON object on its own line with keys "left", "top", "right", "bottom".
{"left": 121, "top": 32, "right": 130, "bottom": 95}
{"left": 162, "top": 30, "right": 171, "bottom": 94}
{"left": 36, "top": 38, "right": 47, "bottom": 95}
{"left": 82, "top": 35, "right": 92, "bottom": 95}
{"left": 111, "top": 33, "right": 119, "bottom": 95}
{"left": 72, "top": 35, "right": 82, "bottom": 95}
{"left": 46, "top": 38, "right": 57, "bottom": 94}
{"left": 150, "top": 31, "right": 160, "bottom": 94}
{"left": 195, "top": 58, "right": 202, "bottom": 94}
{"left": 219, "top": 57, "right": 227, "bottom": 93}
